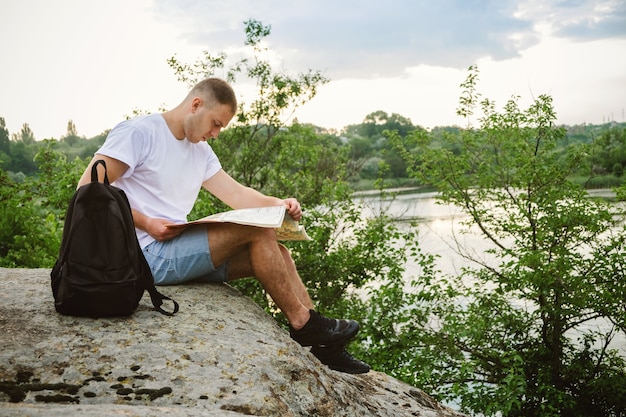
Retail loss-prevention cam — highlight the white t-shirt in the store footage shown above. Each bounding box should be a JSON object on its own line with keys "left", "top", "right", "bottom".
{"left": 96, "top": 114, "right": 222, "bottom": 248}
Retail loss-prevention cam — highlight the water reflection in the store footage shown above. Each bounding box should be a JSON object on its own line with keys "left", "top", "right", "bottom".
{"left": 354, "top": 189, "right": 626, "bottom": 354}
{"left": 355, "top": 190, "right": 497, "bottom": 275}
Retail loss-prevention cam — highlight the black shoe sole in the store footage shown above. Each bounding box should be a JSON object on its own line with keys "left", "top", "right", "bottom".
{"left": 310, "top": 346, "right": 371, "bottom": 374}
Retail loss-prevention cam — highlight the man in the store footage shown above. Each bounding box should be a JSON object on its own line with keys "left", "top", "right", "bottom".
{"left": 78, "top": 78, "right": 370, "bottom": 374}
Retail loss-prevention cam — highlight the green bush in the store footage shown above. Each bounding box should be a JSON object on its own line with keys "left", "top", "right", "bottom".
{"left": 0, "top": 142, "right": 87, "bottom": 267}
{"left": 389, "top": 66, "right": 626, "bottom": 416}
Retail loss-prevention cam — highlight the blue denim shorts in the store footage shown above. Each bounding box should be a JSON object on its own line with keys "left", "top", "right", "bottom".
{"left": 142, "top": 226, "right": 229, "bottom": 285}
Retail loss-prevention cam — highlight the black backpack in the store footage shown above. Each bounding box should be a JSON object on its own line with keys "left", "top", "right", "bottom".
{"left": 51, "top": 160, "right": 179, "bottom": 318}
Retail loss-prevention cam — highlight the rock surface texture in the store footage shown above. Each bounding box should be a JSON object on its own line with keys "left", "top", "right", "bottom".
{"left": 0, "top": 268, "right": 465, "bottom": 417}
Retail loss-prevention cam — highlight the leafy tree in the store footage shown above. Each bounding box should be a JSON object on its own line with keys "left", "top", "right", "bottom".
{"left": 344, "top": 111, "right": 423, "bottom": 180}
{"left": 347, "top": 136, "right": 373, "bottom": 160}
{"left": 33, "top": 140, "right": 87, "bottom": 214}
{"left": 0, "top": 118, "right": 10, "bottom": 170}
{"left": 7, "top": 140, "right": 37, "bottom": 175}
{"left": 78, "top": 132, "right": 108, "bottom": 159}
{"left": 12, "top": 123, "right": 36, "bottom": 144}
{"left": 0, "top": 121, "right": 39, "bottom": 175}
{"left": 346, "top": 110, "right": 415, "bottom": 139}
{"left": 167, "top": 19, "right": 418, "bottom": 345}
{"left": 389, "top": 66, "right": 626, "bottom": 416}
{"left": 62, "top": 120, "right": 81, "bottom": 146}
{"left": 359, "top": 156, "right": 383, "bottom": 180}
{"left": 0, "top": 118, "right": 9, "bottom": 153}
{"left": 589, "top": 126, "right": 626, "bottom": 176}
{"left": 168, "top": 18, "right": 327, "bottom": 130}
{"left": 0, "top": 142, "right": 85, "bottom": 267}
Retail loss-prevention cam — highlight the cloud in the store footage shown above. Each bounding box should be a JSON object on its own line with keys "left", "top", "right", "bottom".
{"left": 1, "top": 0, "right": 622, "bottom": 139}
{"left": 153, "top": 0, "right": 538, "bottom": 77}
{"left": 517, "top": 0, "right": 626, "bottom": 40}
{"left": 555, "top": 1, "right": 626, "bottom": 40}
{"left": 153, "top": 0, "right": 626, "bottom": 80}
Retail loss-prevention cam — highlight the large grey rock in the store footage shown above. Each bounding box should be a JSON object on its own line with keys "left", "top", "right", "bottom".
{"left": 0, "top": 268, "right": 464, "bottom": 417}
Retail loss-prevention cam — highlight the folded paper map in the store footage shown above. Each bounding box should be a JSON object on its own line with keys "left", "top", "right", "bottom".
{"left": 165, "top": 206, "right": 311, "bottom": 241}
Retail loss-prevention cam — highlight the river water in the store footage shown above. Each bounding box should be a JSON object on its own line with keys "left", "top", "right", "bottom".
{"left": 353, "top": 188, "right": 626, "bottom": 354}
{"left": 355, "top": 189, "right": 496, "bottom": 275}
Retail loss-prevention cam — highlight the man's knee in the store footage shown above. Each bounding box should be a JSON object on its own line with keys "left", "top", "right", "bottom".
{"left": 245, "top": 226, "right": 279, "bottom": 243}
{"left": 213, "top": 223, "right": 277, "bottom": 242}
{"left": 223, "top": 225, "right": 281, "bottom": 249}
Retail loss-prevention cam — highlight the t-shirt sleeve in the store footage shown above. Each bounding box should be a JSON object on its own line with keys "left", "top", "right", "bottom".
{"left": 96, "top": 120, "right": 150, "bottom": 178}
{"left": 203, "top": 144, "right": 222, "bottom": 181}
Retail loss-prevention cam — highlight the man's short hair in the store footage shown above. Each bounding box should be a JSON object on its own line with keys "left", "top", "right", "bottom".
{"left": 191, "top": 78, "right": 237, "bottom": 114}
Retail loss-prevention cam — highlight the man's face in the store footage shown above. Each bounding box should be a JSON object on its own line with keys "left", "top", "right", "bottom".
{"left": 185, "top": 100, "right": 234, "bottom": 144}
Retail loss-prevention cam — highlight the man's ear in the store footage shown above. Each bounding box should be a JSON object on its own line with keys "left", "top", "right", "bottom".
{"left": 191, "top": 97, "right": 202, "bottom": 112}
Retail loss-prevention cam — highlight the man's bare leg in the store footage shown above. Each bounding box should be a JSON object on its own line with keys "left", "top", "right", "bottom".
{"left": 227, "top": 243, "right": 314, "bottom": 310}
{"left": 206, "top": 223, "right": 367, "bottom": 373}
{"left": 277, "top": 244, "right": 315, "bottom": 310}
{"left": 206, "top": 223, "right": 314, "bottom": 328}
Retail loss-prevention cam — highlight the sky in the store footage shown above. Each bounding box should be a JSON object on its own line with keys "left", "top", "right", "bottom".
{"left": 1, "top": 0, "right": 625, "bottom": 140}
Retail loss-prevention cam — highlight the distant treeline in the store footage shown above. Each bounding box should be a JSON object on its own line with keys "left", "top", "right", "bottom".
{"left": 1, "top": 114, "right": 625, "bottom": 190}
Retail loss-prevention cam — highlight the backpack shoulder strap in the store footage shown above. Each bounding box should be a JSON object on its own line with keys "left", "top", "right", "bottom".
{"left": 138, "top": 249, "right": 180, "bottom": 316}
{"left": 91, "top": 159, "right": 110, "bottom": 184}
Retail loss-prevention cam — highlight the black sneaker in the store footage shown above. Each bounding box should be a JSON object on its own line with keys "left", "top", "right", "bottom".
{"left": 310, "top": 345, "right": 371, "bottom": 374}
{"left": 289, "top": 310, "right": 359, "bottom": 347}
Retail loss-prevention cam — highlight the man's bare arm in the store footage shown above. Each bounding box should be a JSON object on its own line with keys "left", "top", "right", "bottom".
{"left": 203, "top": 169, "right": 302, "bottom": 221}
{"left": 77, "top": 155, "right": 129, "bottom": 188}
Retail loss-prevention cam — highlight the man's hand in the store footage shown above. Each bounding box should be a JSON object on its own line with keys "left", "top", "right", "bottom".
{"left": 144, "top": 217, "right": 184, "bottom": 242}
{"left": 283, "top": 198, "right": 302, "bottom": 221}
